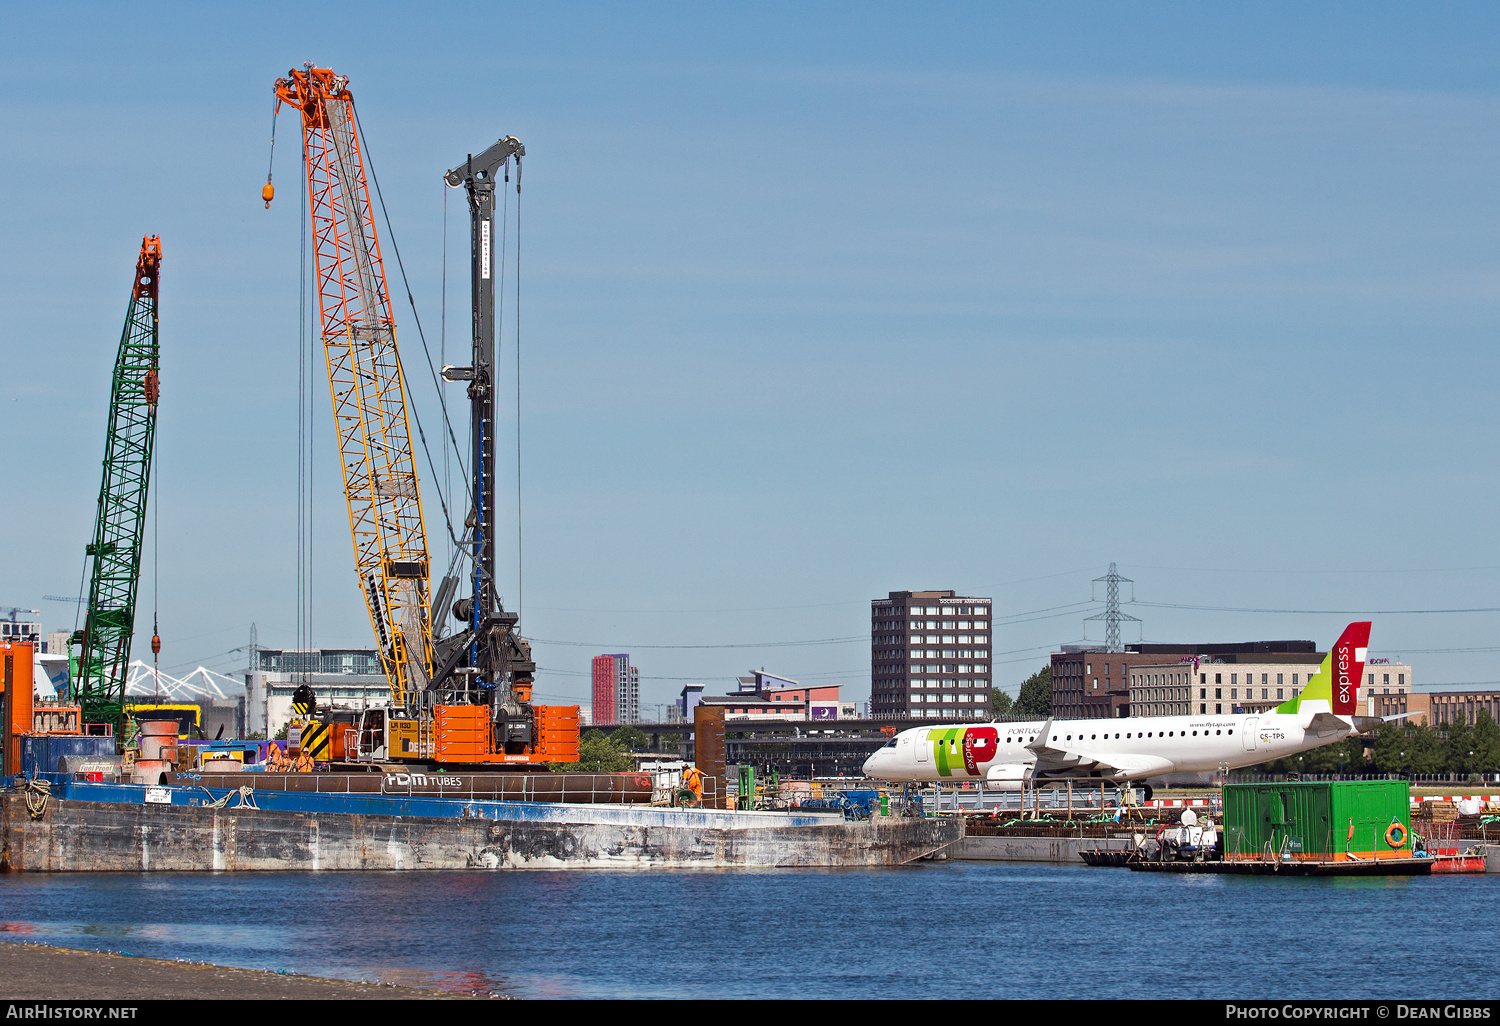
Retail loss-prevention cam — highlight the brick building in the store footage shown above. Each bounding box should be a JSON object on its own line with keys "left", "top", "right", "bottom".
{"left": 1051, "top": 640, "right": 1319, "bottom": 719}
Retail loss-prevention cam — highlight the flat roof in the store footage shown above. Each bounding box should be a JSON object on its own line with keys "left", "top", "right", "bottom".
{"left": 1413, "top": 683, "right": 1500, "bottom": 695}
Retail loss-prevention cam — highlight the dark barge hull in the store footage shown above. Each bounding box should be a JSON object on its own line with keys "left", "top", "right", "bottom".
{"left": 1128, "top": 857, "right": 1434, "bottom": 876}
{"left": 0, "top": 788, "right": 962, "bottom": 871}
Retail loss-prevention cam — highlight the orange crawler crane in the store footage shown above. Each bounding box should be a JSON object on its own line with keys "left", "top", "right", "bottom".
{"left": 268, "top": 64, "right": 577, "bottom": 766}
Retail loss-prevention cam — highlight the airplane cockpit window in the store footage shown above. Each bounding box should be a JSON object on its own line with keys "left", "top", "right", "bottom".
{"left": 883, "top": 738, "right": 898, "bottom": 749}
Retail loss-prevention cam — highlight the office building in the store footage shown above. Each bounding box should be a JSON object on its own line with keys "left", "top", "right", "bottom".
{"left": 1053, "top": 640, "right": 1320, "bottom": 719}
{"left": 870, "top": 590, "right": 993, "bottom": 719}
{"left": 244, "top": 647, "right": 391, "bottom": 738}
{"left": 1132, "top": 659, "right": 1326, "bottom": 717}
{"left": 1362, "top": 662, "right": 1416, "bottom": 720}
{"left": 673, "top": 684, "right": 705, "bottom": 723}
{"left": 694, "top": 671, "right": 856, "bottom": 721}
{"left": 1, "top": 609, "right": 40, "bottom": 649}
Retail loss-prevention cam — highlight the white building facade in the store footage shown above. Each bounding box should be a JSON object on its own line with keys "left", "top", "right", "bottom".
{"left": 245, "top": 648, "right": 392, "bottom": 738}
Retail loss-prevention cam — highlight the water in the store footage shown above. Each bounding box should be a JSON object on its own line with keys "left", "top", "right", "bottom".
{"left": 0, "top": 863, "right": 1492, "bottom": 999}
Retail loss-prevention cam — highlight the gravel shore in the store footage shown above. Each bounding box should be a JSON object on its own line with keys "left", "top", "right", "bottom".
{"left": 0, "top": 942, "right": 487, "bottom": 1000}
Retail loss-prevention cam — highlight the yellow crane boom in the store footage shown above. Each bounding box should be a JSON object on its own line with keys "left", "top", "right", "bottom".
{"left": 271, "top": 64, "right": 432, "bottom": 712}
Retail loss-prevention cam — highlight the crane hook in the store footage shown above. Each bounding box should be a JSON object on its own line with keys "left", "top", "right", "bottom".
{"left": 263, "top": 178, "right": 275, "bottom": 208}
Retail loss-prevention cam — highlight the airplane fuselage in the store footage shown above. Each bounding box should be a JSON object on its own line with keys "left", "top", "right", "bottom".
{"left": 861, "top": 709, "right": 1351, "bottom": 783}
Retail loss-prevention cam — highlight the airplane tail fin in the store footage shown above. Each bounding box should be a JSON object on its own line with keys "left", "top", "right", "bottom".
{"left": 1276, "top": 621, "right": 1371, "bottom": 717}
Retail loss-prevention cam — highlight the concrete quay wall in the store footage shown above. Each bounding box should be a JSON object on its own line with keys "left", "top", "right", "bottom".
{"left": 953, "top": 832, "right": 1136, "bottom": 864}
{"left": 0, "top": 796, "right": 960, "bottom": 871}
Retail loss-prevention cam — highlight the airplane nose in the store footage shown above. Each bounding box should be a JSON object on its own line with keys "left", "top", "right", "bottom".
{"left": 862, "top": 753, "right": 879, "bottom": 776}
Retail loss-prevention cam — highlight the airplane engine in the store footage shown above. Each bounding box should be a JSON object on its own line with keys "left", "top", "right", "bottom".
{"left": 982, "top": 762, "right": 1030, "bottom": 790}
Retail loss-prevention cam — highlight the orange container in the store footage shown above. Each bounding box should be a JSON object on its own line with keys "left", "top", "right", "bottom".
{"left": 533, "top": 705, "right": 580, "bottom": 762}
{"left": 434, "top": 705, "right": 491, "bottom": 761}
{"left": 2, "top": 644, "right": 34, "bottom": 777}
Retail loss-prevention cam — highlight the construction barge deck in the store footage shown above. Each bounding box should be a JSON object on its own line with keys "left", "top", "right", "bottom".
{"left": 0, "top": 776, "right": 960, "bottom": 872}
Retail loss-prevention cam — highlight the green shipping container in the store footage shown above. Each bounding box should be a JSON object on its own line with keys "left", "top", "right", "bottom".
{"left": 1222, "top": 780, "right": 1412, "bottom": 861}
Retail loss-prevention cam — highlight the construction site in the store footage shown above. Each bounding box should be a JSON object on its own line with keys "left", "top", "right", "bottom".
{"left": 0, "top": 64, "right": 959, "bottom": 871}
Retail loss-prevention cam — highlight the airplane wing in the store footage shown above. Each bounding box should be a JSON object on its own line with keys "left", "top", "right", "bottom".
{"left": 1350, "top": 713, "right": 1413, "bottom": 732}
{"left": 1024, "top": 728, "right": 1173, "bottom": 779}
{"left": 1023, "top": 720, "right": 1060, "bottom": 763}
{"left": 1306, "top": 711, "right": 1355, "bottom": 737}
{"left": 1061, "top": 750, "right": 1175, "bottom": 779}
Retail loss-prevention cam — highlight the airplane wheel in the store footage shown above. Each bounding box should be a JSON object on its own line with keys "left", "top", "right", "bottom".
{"left": 1142, "top": 785, "right": 1154, "bottom": 802}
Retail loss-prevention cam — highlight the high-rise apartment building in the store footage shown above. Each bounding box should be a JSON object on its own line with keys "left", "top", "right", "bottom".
{"left": 591, "top": 653, "right": 639, "bottom": 725}
{"left": 870, "top": 590, "right": 992, "bottom": 719}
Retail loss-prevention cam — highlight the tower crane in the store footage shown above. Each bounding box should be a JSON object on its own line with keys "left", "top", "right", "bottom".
{"left": 268, "top": 66, "right": 576, "bottom": 765}
{"left": 72, "top": 236, "right": 162, "bottom": 738}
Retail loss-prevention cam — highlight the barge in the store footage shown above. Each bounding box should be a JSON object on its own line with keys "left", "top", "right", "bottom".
{"left": 0, "top": 774, "right": 960, "bottom": 871}
{"left": 1128, "top": 856, "right": 1433, "bottom": 876}
{"left": 1098, "top": 780, "right": 1440, "bottom": 876}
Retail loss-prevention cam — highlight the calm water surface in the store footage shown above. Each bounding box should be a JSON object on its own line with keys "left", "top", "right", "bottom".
{"left": 0, "top": 863, "right": 1491, "bottom": 999}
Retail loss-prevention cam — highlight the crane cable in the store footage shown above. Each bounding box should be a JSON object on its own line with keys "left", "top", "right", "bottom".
{"left": 490, "top": 153, "right": 522, "bottom": 618}
{"left": 296, "top": 131, "right": 313, "bottom": 682}
{"left": 149, "top": 259, "right": 162, "bottom": 700}
{"left": 151, "top": 411, "right": 160, "bottom": 701}
{"left": 264, "top": 99, "right": 314, "bottom": 678}
{"left": 350, "top": 104, "right": 465, "bottom": 550}
{"left": 263, "top": 96, "right": 277, "bottom": 207}
{"left": 441, "top": 182, "right": 451, "bottom": 571}
{"left": 513, "top": 157, "right": 523, "bottom": 621}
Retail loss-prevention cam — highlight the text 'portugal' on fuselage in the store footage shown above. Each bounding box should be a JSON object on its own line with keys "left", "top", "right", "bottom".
{"left": 861, "top": 622, "right": 1373, "bottom": 785}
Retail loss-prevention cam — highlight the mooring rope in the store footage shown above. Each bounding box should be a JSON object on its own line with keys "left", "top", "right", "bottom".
{"left": 24, "top": 779, "right": 50, "bottom": 820}
{"left": 199, "top": 785, "right": 259, "bottom": 811}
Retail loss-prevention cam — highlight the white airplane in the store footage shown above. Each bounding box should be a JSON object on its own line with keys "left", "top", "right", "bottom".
{"left": 862, "top": 621, "right": 1373, "bottom": 791}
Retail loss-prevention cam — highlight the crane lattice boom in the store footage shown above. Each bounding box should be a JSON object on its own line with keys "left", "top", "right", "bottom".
{"left": 273, "top": 65, "right": 432, "bottom": 711}
{"left": 73, "top": 236, "right": 162, "bottom": 733}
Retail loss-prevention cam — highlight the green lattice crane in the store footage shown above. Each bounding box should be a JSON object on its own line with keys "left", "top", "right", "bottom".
{"left": 71, "top": 236, "right": 161, "bottom": 738}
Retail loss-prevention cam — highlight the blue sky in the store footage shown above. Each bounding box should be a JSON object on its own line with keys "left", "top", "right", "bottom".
{"left": 4, "top": 3, "right": 1500, "bottom": 713}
